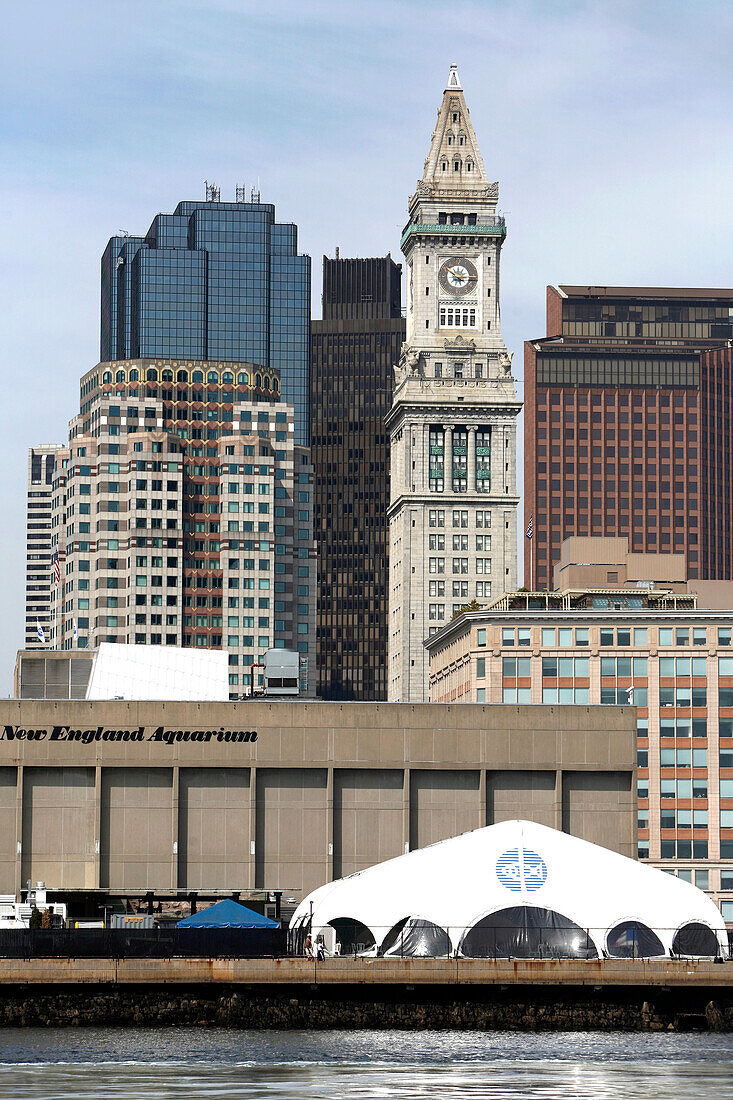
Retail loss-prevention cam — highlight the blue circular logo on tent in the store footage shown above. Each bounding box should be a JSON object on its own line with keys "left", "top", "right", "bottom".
{"left": 496, "top": 847, "right": 547, "bottom": 893}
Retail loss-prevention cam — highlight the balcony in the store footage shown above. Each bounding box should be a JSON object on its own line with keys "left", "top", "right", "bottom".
{"left": 401, "top": 219, "right": 507, "bottom": 249}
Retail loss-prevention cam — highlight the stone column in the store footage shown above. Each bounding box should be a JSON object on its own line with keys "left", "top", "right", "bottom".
{"left": 468, "top": 426, "right": 477, "bottom": 492}
{"left": 443, "top": 425, "right": 452, "bottom": 491}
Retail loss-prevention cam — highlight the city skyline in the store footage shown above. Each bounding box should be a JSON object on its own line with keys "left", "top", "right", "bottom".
{"left": 3, "top": 1, "right": 733, "bottom": 690}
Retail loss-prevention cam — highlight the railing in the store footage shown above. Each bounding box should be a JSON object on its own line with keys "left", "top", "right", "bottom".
{"left": 290, "top": 922, "right": 730, "bottom": 962}
{"left": 401, "top": 220, "right": 507, "bottom": 248}
{"left": 0, "top": 928, "right": 287, "bottom": 959}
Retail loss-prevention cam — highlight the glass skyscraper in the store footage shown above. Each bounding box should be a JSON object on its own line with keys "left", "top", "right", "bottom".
{"left": 101, "top": 199, "right": 311, "bottom": 444}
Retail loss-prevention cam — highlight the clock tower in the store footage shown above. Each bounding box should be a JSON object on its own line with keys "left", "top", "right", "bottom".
{"left": 386, "top": 64, "right": 521, "bottom": 702}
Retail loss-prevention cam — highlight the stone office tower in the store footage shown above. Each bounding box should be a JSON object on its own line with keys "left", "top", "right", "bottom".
{"left": 386, "top": 66, "right": 521, "bottom": 702}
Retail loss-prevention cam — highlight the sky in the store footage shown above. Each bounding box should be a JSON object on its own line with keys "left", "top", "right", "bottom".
{"left": 1, "top": 0, "right": 732, "bottom": 693}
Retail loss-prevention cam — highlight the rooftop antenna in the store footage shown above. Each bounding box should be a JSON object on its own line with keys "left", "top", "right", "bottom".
{"left": 235, "top": 184, "right": 246, "bottom": 203}
{"left": 204, "top": 180, "right": 220, "bottom": 202}
{"left": 251, "top": 177, "right": 261, "bottom": 203}
{"left": 118, "top": 230, "right": 130, "bottom": 238}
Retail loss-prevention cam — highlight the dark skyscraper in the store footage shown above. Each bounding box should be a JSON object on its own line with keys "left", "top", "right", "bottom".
{"left": 524, "top": 285, "right": 733, "bottom": 589}
{"left": 311, "top": 255, "right": 404, "bottom": 699}
{"left": 101, "top": 197, "right": 311, "bottom": 444}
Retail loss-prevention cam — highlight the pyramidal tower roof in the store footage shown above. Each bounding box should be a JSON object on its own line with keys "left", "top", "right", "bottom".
{"left": 414, "top": 64, "right": 494, "bottom": 202}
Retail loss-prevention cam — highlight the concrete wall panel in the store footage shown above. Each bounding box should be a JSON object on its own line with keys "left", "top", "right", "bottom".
{"left": 178, "top": 768, "right": 250, "bottom": 891}
{"left": 488, "top": 770, "right": 557, "bottom": 829}
{"left": 409, "top": 770, "right": 481, "bottom": 851}
{"left": 100, "top": 769, "right": 173, "bottom": 889}
{"left": 562, "top": 771, "right": 634, "bottom": 858}
{"left": 333, "top": 769, "right": 404, "bottom": 878}
{"left": 21, "top": 767, "right": 95, "bottom": 889}
{"left": 255, "top": 769, "right": 328, "bottom": 896}
{"left": 0, "top": 769, "right": 17, "bottom": 893}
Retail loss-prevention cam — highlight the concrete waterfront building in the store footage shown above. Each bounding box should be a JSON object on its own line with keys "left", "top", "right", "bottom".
{"left": 100, "top": 192, "right": 311, "bottom": 445}
{"left": 311, "top": 255, "right": 405, "bottom": 699}
{"left": 24, "top": 445, "right": 64, "bottom": 648}
{"left": 387, "top": 65, "right": 521, "bottom": 702}
{"left": 524, "top": 285, "right": 733, "bottom": 590}
{"left": 46, "top": 358, "right": 316, "bottom": 697}
{"left": 0, "top": 698, "right": 635, "bottom": 906}
{"left": 426, "top": 587, "right": 733, "bottom": 921}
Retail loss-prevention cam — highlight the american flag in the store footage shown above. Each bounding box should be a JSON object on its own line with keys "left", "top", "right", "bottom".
{"left": 526, "top": 514, "right": 533, "bottom": 540}
{"left": 53, "top": 550, "right": 60, "bottom": 586}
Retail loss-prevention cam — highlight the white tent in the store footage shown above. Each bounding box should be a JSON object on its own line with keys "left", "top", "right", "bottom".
{"left": 291, "top": 820, "right": 728, "bottom": 959}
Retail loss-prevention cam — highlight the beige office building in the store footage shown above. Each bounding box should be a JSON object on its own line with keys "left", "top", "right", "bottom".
{"left": 426, "top": 587, "right": 733, "bottom": 920}
{"left": 42, "top": 357, "right": 316, "bottom": 696}
{"left": 0, "top": 699, "right": 635, "bottom": 907}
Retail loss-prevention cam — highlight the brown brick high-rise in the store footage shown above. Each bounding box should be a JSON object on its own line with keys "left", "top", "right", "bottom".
{"left": 524, "top": 286, "right": 733, "bottom": 590}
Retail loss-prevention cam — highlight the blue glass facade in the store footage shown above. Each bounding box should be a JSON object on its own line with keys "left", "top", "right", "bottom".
{"left": 101, "top": 201, "right": 311, "bottom": 444}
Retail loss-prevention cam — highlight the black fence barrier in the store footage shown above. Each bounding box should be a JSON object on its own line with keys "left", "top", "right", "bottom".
{"left": 0, "top": 927, "right": 288, "bottom": 959}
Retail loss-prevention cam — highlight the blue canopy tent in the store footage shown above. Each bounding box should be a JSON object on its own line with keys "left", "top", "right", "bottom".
{"left": 178, "top": 899, "right": 279, "bottom": 929}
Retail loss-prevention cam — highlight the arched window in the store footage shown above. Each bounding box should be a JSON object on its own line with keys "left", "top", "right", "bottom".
{"left": 237, "top": 371, "right": 249, "bottom": 385}
{"left": 441, "top": 161, "right": 448, "bottom": 172}
{"left": 222, "top": 371, "right": 233, "bottom": 384}
{"left": 672, "top": 922, "right": 720, "bottom": 957}
{"left": 146, "top": 368, "right": 158, "bottom": 381}
{"left": 102, "top": 371, "right": 112, "bottom": 384}
{"left": 162, "top": 369, "right": 173, "bottom": 382}
{"left": 207, "top": 370, "right": 218, "bottom": 384}
{"left": 273, "top": 378, "right": 279, "bottom": 393}
{"left": 255, "top": 372, "right": 262, "bottom": 388}
{"left": 326, "top": 918, "right": 375, "bottom": 955}
{"left": 263, "top": 375, "right": 270, "bottom": 390}
{"left": 454, "top": 160, "right": 460, "bottom": 172}
{"left": 115, "top": 370, "right": 125, "bottom": 382}
{"left": 606, "top": 921, "right": 664, "bottom": 959}
{"left": 460, "top": 906, "right": 598, "bottom": 960}
{"left": 466, "top": 160, "right": 473, "bottom": 173}
{"left": 177, "top": 369, "right": 188, "bottom": 383}
{"left": 129, "top": 368, "right": 139, "bottom": 382}
{"left": 459, "top": 133, "right": 465, "bottom": 146}
{"left": 447, "top": 135, "right": 453, "bottom": 146}
{"left": 192, "top": 370, "right": 203, "bottom": 383}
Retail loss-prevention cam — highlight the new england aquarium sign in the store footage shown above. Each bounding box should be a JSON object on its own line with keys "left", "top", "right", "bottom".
{"left": 0, "top": 725, "right": 258, "bottom": 746}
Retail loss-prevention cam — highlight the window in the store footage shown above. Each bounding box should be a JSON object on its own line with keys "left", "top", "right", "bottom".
{"left": 659, "top": 627, "right": 673, "bottom": 646}
{"left": 429, "top": 557, "right": 445, "bottom": 574}
{"left": 634, "top": 628, "right": 648, "bottom": 646}
{"left": 453, "top": 509, "right": 468, "bottom": 528}
{"left": 575, "top": 628, "right": 589, "bottom": 646}
{"left": 502, "top": 628, "right": 514, "bottom": 646}
{"left": 476, "top": 657, "right": 485, "bottom": 678}
{"left": 477, "top": 629, "right": 486, "bottom": 647}
{"left": 542, "top": 628, "right": 556, "bottom": 647}
{"left": 693, "top": 627, "right": 707, "bottom": 646}
{"left": 719, "top": 627, "right": 732, "bottom": 647}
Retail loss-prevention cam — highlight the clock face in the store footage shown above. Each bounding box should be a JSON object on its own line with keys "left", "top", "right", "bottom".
{"left": 438, "top": 256, "right": 478, "bottom": 297}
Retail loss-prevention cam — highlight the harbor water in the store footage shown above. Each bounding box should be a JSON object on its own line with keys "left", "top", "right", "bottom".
{"left": 0, "top": 1028, "right": 732, "bottom": 1098}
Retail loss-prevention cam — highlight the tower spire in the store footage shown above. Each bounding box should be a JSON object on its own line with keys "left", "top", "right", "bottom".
{"left": 446, "top": 63, "right": 462, "bottom": 90}
{"left": 415, "top": 65, "right": 492, "bottom": 201}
